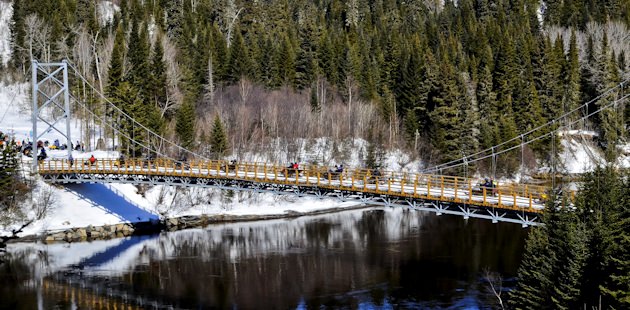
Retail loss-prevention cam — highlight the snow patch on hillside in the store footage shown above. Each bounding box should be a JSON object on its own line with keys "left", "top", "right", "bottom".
{"left": 0, "top": 1, "right": 12, "bottom": 66}
{"left": 97, "top": 0, "right": 119, "bottom": 26}
{"left": 559, "top": 137, "right": 604, "bottom": 174}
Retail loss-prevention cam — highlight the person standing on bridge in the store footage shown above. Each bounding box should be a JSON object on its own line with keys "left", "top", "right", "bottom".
{"left": 88, "top": 154, "right": 96, "bottom": 166}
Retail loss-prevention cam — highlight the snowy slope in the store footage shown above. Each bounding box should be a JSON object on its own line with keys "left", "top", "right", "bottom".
{"left": 0, "top": 80, "right": 361, "bottom": 238}
{"left": 0, "top": 1, "right": 11, "bottom": 66}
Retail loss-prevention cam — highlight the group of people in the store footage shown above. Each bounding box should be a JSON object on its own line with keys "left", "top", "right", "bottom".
{"left": 331, "top": 165, "right": 344, "bottom": 173}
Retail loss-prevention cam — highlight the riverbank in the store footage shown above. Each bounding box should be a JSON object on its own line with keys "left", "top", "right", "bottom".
{"left": 13, "top": 203, "right": 373, "bottom": 244}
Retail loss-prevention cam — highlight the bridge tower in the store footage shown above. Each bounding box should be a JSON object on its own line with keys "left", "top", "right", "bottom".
{"left": 31, "top": 60, "right": 73, "bottom": 172}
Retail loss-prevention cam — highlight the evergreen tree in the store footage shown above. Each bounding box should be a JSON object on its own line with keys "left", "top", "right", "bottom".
{"left": 430, "top": 59, "right": 463, "bottom": 162}
{"left": 0, "top": 141, "right": 28, "bottom": 211}
{"left": 295, "top": 26, "right": 317, "bottom": 90}
{"left": 10, "top": 0, "right": 27, "bottom": 69}
{"left": 111, "top": 82, "right": 145, "bottom": 157}
{"left": 176, "top": 99, "right": 196, "bottom": 149}
{"left": 127, "top": 20, "right": 151, "bottom": 99}
{"left": 227, "top": 30, "right": 251, "bottom": 83}
{"left": 563, "top": 30, "right": 581, "bottom": 127}
{"left": 509, "top": 225, "right": 553, "bottom": 309}
{"left": 209, "top": 114, "right": 228, "bottom": 158}
{"left": 596, "top": 32, "right": 622, "bottom": 162}
{"left": 107, "top": 26, "right": 126, "bottom": 95}
{"left": 149, "top": 36, "right": 168, "bottom": 117}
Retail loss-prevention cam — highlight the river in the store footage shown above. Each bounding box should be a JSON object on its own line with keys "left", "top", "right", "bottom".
{"left": 1, "top": 207, "right": 528, "bottom": 309}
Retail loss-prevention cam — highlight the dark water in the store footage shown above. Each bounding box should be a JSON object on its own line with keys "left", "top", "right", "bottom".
{"left": 1, "top": 208, "right": 528, "bottom": 309}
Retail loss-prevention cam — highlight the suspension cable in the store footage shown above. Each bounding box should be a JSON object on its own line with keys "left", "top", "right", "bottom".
{"left": 423, "top": 92, "right": 630, "bottom": 173}
{"left": 423, "top": 79, "right": 630, "bottom": 173}
{"left": 65, "top": 60, "right": 208, "bottom": 161}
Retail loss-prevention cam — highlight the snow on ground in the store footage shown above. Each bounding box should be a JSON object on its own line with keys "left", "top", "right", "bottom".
{"left": 0, "top": 1, "right": 11, "bottom": 66}
{"left": 8, "top": 207, "right": 415, "bottom": 276}
{"left": 97, "top": 1, "right": 119, "bottom": 26}
{"left": 230, "top": 137, "right": 424, "bottom": 173}
{"left": 559, "top": 137, "right": 604, "bottom": 174}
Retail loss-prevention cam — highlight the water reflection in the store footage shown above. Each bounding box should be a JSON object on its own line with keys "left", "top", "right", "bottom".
{"left": 2, "top": 207, "right": 527, "bottom": 309}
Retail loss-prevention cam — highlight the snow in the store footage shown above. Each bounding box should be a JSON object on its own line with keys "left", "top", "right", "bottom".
{"left": 559, "top": 137, "right": 604, "bottom": 174}
{"left": 0, "top": 81, "right": 366, "bottom": 237}
{"left": 97, "top": 1, "right": 119, "bottom": 26}
{"left": 0, "top": 2, "right": 11, "bottom": 66}
{"left": 7, "top": 207, "right": 416, "bottom": 276}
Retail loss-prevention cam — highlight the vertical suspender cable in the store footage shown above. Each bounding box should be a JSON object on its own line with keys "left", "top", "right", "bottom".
{"left": 491, "top": 146, "right": 496, "bottom": 181}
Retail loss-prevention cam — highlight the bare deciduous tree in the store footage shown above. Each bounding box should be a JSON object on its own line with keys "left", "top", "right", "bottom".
{"left": 483, "top": 267, "right": 505, "bottom": 310}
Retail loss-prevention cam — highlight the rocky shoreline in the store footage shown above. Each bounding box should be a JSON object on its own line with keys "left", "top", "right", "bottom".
{"left": 17, "top": 204, "right": 374, "bottom": 244}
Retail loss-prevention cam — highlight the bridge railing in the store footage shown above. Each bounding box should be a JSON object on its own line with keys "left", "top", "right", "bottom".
{"left": 38, "top": 159, "right": 571, "bottom": 213}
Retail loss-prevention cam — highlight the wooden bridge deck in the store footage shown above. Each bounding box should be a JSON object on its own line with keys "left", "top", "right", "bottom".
{"left": 38, "top": 159, "right": 557, "bottom": 214}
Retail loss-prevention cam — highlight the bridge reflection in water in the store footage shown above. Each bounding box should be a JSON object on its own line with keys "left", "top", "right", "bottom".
{"left": 7, "top": 208, "right": 528, "bottom": 308}
{"left": 39, "top": 159, "right": 568, "bottom": 226}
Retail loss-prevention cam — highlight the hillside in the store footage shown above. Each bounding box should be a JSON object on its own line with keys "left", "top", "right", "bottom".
{"left": 1, "top": 0, "right": 630, "bottom": 239}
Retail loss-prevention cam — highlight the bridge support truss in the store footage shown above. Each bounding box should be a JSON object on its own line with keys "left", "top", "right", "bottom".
{"left": 41, "top": 172, "right": 541, "bottom": 227}
{"left": 31, "top": 61, "right": 73, "bottom": 172}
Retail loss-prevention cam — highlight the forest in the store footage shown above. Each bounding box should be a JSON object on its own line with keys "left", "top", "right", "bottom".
{"left": 1, "top": 1, "right": 630, "bottom": 308}
{"left": 3, "top": 0, "right": 629, "bottom": 173}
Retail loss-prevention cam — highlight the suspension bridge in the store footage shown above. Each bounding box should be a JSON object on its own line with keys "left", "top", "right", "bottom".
{"left": 28, "top": 61, "right": 630, "bottom": 227}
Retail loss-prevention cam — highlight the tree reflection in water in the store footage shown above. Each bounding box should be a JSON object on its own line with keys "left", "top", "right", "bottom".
{"left": 3, "top": 207, "right": 527, "bottom": 309}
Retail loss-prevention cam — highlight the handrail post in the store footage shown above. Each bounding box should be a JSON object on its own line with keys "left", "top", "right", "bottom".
{"left": 400, "top": 178, "right": 405, "bottom": 195}
{"left": 483, "top": 186, "right": 487, "bottom": 206}
{"left": 468, "top": 179, "right": 472, "bottom": 203}
{"left": 427, "top": 177, "right": 431, "bottom": 198}
{"left": 264, "top": 163, "right": 267, "bottom": 181}
{"left": 413, "top": 175, "right": 418, "bottom": 197}
{"left": 513, "top": 192, "right": 517, "bottom": 208}
{"left": 454, "top": 178, "right": 458, "bottom": 201}
{"left": 440, "top": 176, "right": 444, "bottom": 198}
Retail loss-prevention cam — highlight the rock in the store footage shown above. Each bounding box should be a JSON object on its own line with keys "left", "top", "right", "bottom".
{"left": 45, "top": 236, "right": 54, "bottom": 242}
{"left": 167, "top": 218, "right": 178, "bottom": 227}
{"left": 115, "top": 224, "right": 124, "bottom": 232}
{"left": 77, "top": 229, "right": 87, "bottom": 238}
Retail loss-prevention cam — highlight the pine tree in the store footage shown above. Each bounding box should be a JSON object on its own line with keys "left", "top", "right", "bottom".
{"left": 111, "top": 82, "right": 145, "bottom": 157}
{"left": 596, "top": 32, "right": 622, "bottom": 162}
{"left": 176, "top": 99, "right": 196, "bottom": 149}
{"left": 509, "top": 225, "right": 553, "bottom": 309}
{"left": 149, "top": 35, "right": 168, "bottom": 116}
{"left": 601, "top": 170, "right": 630, "bottom": 308}
{"left": 578, "top": 167, "right": 627, "bottom": 307}
{"left": 0, "top": 141, "right": 28, "bottom": 211}
{"left": 277, "top": 33, "right": 296, "bottom": 87}
{"left": 563, "top": 31, "right": 581, "bottom": 127}
{"left": 10, "top": 0, "right": 27, "bottom": 69}
{"left": 430, "top": 59, "right": 463, "bottom": 162}
{"left": 127, "top": 20, "right": 151, "bottom": 99}
{"left": 227, "top": 29, "right": 251, "bottom": 84}
{"left": 294, "top": 26, "right": 317, "bottom": 90}
{"left": 209, "top": 114, "right": 228, "bottom": 159}
{"left": 107, "top": 26, "right": 126, "bottom": 96}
